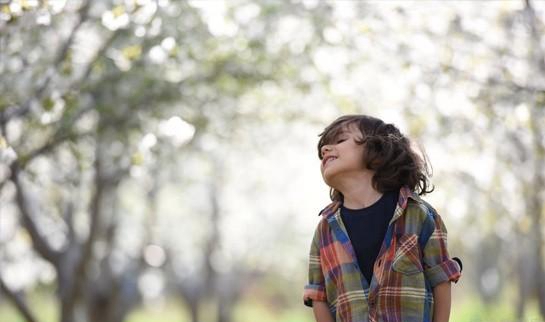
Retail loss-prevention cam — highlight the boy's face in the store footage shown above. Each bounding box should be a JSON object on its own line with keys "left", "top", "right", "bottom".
{"left": 320, "top": 124, "right": 367, "bottom": 187}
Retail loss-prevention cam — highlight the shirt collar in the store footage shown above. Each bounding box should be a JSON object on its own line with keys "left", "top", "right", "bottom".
{"left": 318, "top": 185, "right": 420, "bottom": 223}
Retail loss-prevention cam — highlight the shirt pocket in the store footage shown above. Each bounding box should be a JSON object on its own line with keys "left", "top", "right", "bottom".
{"left": 392, "top": 233, "right": 424, "bottom": 275}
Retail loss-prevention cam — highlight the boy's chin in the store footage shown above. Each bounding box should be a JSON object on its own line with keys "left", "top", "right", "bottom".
{"left": 321, "top": 172, "right": 337, "bottom": 188}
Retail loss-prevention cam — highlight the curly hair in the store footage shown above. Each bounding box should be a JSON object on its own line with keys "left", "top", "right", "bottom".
{"left": 317, "top": 114, "right": 434, "bottom": 201}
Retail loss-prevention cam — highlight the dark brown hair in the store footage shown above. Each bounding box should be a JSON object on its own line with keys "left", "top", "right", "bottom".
{"left": 317, "top": 114, "right": 434, "bottom": 201}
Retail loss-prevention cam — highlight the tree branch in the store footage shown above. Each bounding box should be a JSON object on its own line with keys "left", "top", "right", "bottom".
{"left": 63, "top": 134, "right": 106, "bottom": 314}
{"left": 524, "top": 0, "right": 545, "bottom": 73}
{"left": 9, "top": 166, "right": 61, "bottom": 266}
{"left": 0, "top": 275, "right": 40, "bottom": 322}
{"left": 54, "top": 0, "right": 92, "bottom": 67}
{"left": 62, "top": 199, "right": 77, "bottom": 244}
{"left": 16, "top": 131, "right": 81, "bottom": 170}
{"left": 440, "top": 64, "right": 545, "bottom": 94}
{"left": 0, "top": 0, "right": 92, "bottom": 124}
{"left": 9, "top": 26, "right": 123, "bottom": 170}
{"left": 78, "top": 29, "right": 123, "bottom": 86}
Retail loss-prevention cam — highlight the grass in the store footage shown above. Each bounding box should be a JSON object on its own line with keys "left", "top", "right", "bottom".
{"left": 127, "top": 298, "right": 189, "bottom": 322}
{"left": 0, "top": 291, "right": 57, "bottom": 322}
{"left": 451, "top": 293, "right": 543, "bottom": 322}
{"left": 1, "top": 292, "right": 543, "bottom": 322}
{"left": 233, "top": 297, "right": 314, "bottom": 322}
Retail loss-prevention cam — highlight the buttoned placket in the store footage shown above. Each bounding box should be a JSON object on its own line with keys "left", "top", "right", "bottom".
{"left": 325, "top": 193, "right": 411, "bottom": 322}
{"left": 328, "top": 209, "right": 400, "bottom": 322}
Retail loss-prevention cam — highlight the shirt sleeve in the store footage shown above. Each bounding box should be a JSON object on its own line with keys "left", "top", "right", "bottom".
{"left": 422, "top": 210, "right": 462, "bottom": 288}
{"left": 303, "top": 222, "right": 327, "bottom": 307}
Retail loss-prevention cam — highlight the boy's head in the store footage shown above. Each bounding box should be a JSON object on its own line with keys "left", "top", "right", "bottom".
{"left": 317, "top": 114, "right": 433, "bottom": 201}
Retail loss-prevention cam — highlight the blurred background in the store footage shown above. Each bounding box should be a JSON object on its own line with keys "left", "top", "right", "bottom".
{"left": 0, "top": 0, "right": 544, "bottom": 321}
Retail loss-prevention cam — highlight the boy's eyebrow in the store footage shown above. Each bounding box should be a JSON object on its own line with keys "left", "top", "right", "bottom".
{"left": 323, "top": 127, "right": 350, "bottom": 144}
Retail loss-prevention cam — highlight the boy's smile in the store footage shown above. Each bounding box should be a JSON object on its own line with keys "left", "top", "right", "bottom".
{"left": 322, "top": 155, "right": 337, "bottom": 168}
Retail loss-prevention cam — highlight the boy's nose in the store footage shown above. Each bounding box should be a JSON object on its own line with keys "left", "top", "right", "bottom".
{"left": 321, "top": 145, "right": 332, "bottom": 158}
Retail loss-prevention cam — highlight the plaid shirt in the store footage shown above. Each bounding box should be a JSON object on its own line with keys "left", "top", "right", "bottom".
{"left": 303, "top": 186, "right": 462, "bottom": 322}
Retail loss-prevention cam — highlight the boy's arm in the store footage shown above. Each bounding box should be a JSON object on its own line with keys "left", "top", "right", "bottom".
{"left": 304, "top": 221, "right": 332, "bottom": 321}
{"left": 432, "top": 281, "right": 451, "bottom": 322}
{"left": 421, "top": 210, "right": 461, "bottom": 321}
{"left": 312, "top": 301, "right": 335, "bottom": 322}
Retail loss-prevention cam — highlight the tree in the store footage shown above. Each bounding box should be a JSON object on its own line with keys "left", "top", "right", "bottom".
{"left": 0, "top": 1, "right": 336, "bottom": 321}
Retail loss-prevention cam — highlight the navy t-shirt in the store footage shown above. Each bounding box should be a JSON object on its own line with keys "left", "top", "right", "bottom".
{"left": 340, "top": 189, "right": 399, "bottom": 284}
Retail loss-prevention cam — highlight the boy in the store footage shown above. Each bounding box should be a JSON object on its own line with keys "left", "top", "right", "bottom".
{"left": 303, "top": 115, "right": 462, "bottom": 322}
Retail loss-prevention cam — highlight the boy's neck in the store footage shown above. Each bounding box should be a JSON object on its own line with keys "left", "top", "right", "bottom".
{"left": 335, "top": 172, "right": 383, "bottom": 209}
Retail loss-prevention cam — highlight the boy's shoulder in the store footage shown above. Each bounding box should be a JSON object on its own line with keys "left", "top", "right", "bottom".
{"left": 310, "top": 201, "right": 340, "bottom": 233}
{"left": 404, "top": 192, "right": 445, "bottom": 240}
{"left": 405, "top": 194, "right": 438, "bottom": 221}
{"left": 317, "top": 200, "right": 341, "bottom": 218}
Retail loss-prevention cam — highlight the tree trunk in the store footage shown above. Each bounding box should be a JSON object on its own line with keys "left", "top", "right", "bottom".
{"left": 523, "top": 0, "right": 545, "bottom": 317}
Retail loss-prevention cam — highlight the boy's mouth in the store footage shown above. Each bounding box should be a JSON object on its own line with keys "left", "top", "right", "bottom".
{"left": 322, "top": 156, "right": 337, "bottom": 167}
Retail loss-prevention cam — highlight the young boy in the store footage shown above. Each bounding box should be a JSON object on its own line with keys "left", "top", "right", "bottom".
{"left": 303, "top": 115, "right": 462, "bottom": 322}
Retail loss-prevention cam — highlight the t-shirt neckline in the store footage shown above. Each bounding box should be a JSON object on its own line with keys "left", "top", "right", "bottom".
{"left": 341, "top": 191, "right": 390, "bottom": 213}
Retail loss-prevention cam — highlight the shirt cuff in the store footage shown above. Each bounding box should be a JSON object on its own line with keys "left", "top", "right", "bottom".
{"left": 424, "top": 257, "right": 462, "bottom": 288}
{"left": 303, "top": 284, "right": 327, "bottom": 307}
